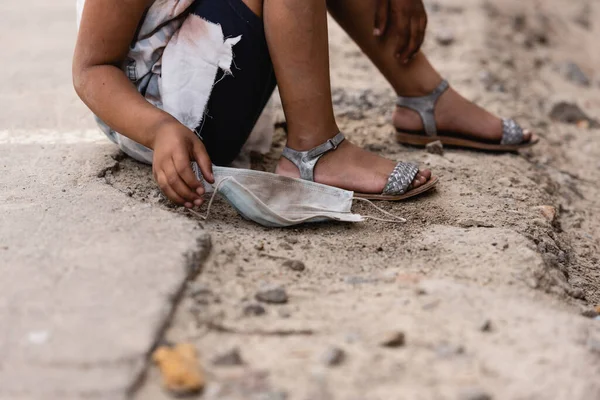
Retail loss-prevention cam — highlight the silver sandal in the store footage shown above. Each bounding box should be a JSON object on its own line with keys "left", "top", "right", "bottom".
{"left": 282, "top": 132, "right": 438, "bottom": 201}
{"left": 394, "top": 80, "right": 538, "bottom": 151}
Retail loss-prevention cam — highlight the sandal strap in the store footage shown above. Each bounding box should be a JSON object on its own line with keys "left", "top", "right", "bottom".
{"left": 282, "top": 132, "right": 346, "bottom": 181}
{"left": 500, "top": 118, "right": 525, "bottom": 145}
{"left": 396, "top": 80, "right": 450, "bottom": 137}
{"left": 382, "top": 162, "right": 419, "bottom": 196}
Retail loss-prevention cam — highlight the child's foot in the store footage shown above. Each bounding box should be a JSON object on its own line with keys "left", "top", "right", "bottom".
{"left": 276, "top": 139, "right": 432, "bottom": 194}
{"left": 393, "top": 84, "right": 533, "bottom": 144}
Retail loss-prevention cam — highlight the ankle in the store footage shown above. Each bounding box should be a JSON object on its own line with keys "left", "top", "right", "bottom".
{"left": 285, "top": 126, "right": 340, "bottom": 151}
{"left": 394, "top": 80, "right": 444, "bottom": 97}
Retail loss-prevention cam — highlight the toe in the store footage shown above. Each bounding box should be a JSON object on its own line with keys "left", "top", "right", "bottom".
{"left": 411, "top": 176, "right": 422, "bottom": 189}
{"left": 523, "top": 129, "right": 533, "bottom": 142}
{"left": 420, "top": 169, "right": 432, "bottom": 180}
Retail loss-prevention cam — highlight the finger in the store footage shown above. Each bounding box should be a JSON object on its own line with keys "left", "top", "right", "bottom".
{"left": 156, "top": 171, "right": 187, "bottom": 206}
{"left": 173, "top": 153, "right": 205, "bottom": 204}
{"left": 374, "top": 0, "right": 389, "bottom": 37}
{"left": 405, "top": 17, "right": 421, "bottom": 62}
{"left": 394, "top": 19, "right": 411, "bottom": 60}
{"left": 415, "top": 16, "right": 427, "bottom": 56}
{"left": 192, "top": 139, "right": 214, "bottom": 184}
{"left": 164, "top": 160, "right": 199, "bottom": 203}
{"left": 173, "top": 152, "right": 203, "bottom": 192}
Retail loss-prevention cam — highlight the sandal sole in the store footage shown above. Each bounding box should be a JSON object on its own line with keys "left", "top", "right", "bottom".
{"left": 396, "top": 131, "right": 539, "bottom": 152}
{"left": 354, "top": 176, "right": 439, "bottom": 201}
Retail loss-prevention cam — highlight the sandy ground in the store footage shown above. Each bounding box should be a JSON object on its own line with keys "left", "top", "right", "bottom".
{"left": 124, "top": 0, "right": 600, "bottom": 399}
{"left": 2, "top": 0, "right": 599, "bottom": 399}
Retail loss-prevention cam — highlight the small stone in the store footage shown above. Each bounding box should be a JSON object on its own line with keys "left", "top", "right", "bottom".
{"left": 284, "top": 236, "right": 299, "bottom": 245}
{"left": 580, "top": 309, "right": 598, "bottom": 319}
{"left": 279, "top": 242, "right": 293, "bottom": 251}
{"left": 321, "top": 346, "right": 345, "bottom": 366}
{"left": 282, "top": 259, "right": 306, "bottom": 272}
{"left": 243, "top": 303, "right": 266, "bottom": 316}
{"left": 557, "top": 62, "right": 591, "bottom": 87}
{"left": 379, "top": 331, "right": 406, "bottom": 348}
{"left": 426, "top": 140, "right": 444, "bottom": 156}
{"left": 212, "top": 347, "right": 244, "bottom": 366}
{"left": 536, "top": 205, "right": 557, "bottom": 222}
{"left": 549, "top": 102, "right": 599, "bottom": 127}
{"left": 255, "top": 242, "right": 265, "bottom": 251}
{"left": 479, "top": 319, "right": 493, "bottom": 332}
{"left": 459, "top": 387, "right": 492, "bottom": 400}
{"left": 595, "top": 305, "right": 600, "bottom": 314}
{"left": 255, "top": 285, "right": 288, "bottom": 304}
{"left": 435, "top": 28, "right": 455, "bottom": 46}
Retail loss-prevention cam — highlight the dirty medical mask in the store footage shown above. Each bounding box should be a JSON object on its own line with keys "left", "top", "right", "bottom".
{"left": 190, "top": 164, "right": 404, "bottom": 228}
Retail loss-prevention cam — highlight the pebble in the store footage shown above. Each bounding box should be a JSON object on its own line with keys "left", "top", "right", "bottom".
{"left": 557, "top": 62, "right": 591, "bottom": 87}
{"left": 458, "top": 387, "right": 493, "bottom": 400}
{"left": 426, "top": 140, "right": 444, "bottom": 156}
{"left": 536, "top": 205, "right": 557, "bottom": 223}
{"left": 549, "top": 102, "right": 599, "bottom": 127}
{"left": 379, "top": 331, "right": 406, "bottom": 348}
{"left": 279, "top": 242, "right": 293, "bottom": 251}
{"left": 243, "top": 303, "right": 267, "bottom": 317}
{"left": 284, "top": 236, "right": 299, "bottom": 245}
{"left": 435, "top": 28, "right": 455, "bottom": 46}
{"left": 282, "top": 259, "right": 306, "bottom": 272}
{"left": 479, "top": 319, "right": 493, "bottom": 332}
{"left": 212, "top": 347, "right": 244, "bottom": 366}
{"left": 321, "top": 346, "right": 345, "bottom": 366}
{"left": 255, "top": 285, "right": 288, "bottom": 304}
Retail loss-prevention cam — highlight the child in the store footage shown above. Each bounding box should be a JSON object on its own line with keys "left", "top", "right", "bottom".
{"left": 73, "top": 0, "right": 535, "bottom": 207}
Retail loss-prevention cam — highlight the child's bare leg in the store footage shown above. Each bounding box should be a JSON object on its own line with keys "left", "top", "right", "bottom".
{"left": 327, "top": 0, "right": 532, "bottom": 143}
{"left": 264, "top": 0, "right": 431, "bottom": 193}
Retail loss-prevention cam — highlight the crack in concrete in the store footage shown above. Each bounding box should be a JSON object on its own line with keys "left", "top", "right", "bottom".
{"left": 97, "top": 162, "right": 213, "bottom": 399}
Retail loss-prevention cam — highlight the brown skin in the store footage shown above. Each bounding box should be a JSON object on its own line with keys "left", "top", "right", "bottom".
{"left": 73, "top": 0, "right": 214, "bottom": 209}
{"left": 374, "top": 0, "right": 428, "bottom": 63}
{"left": 74, "top": 0, "right": 431, "bottom": 206}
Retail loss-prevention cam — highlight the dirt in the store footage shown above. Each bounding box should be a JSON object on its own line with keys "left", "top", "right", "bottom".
{"left": 103, "top": 0, "right": 600, "bottom": 398}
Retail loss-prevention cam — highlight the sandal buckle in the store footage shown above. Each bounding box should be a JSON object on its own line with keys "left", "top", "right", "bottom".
{"left": 328, "top": 138, "right": 338, "bottom": 150}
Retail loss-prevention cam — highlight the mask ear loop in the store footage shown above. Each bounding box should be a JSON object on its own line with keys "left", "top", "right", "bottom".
{"left": 352, "top": 197, "right": 407, "bottom": 223}
{"left": 187, "top": 177, "right": 232, "bottom": 221}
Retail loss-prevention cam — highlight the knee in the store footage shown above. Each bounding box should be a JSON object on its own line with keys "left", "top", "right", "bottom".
{"left": 241, "top": 0, "right": 264, "bottom": 18}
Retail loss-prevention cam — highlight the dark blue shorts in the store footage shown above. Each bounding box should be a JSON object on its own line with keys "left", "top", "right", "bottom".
{"left": 191, "top": 0, "right": 276, "bottom": 166}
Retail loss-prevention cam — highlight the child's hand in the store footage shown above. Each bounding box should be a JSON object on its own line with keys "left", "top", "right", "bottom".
{"left": 374, "top": 0, "right": 427, "bottom": 63}
{"left": 151, "top": 121, "right": 214, "bottom": 208}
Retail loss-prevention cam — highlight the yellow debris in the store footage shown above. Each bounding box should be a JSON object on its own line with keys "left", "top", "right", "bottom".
{"left": 152, "top": 343, "right": 205, "bottom": 396}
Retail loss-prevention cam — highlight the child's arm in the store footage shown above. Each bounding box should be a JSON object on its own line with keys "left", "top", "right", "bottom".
{"left": 73, "top": 0, "right": 214, "bottom": 207}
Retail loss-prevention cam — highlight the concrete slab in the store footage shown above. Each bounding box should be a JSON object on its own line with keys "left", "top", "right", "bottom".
{"left": 0, "top": 139, "right": 210, "bottom": 400}
{"left": 0, "top": 1, "right": 211, "bottom": 398}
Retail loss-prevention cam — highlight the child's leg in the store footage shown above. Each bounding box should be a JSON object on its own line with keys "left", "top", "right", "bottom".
{"left": 326, "top": 0, "right": 532, "bottom": 144}
{"left": 193, "top": 0, "right": 276, "bottom": 166}
{"left": 264, "top": 0, "right": 431, "bottom": 193}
